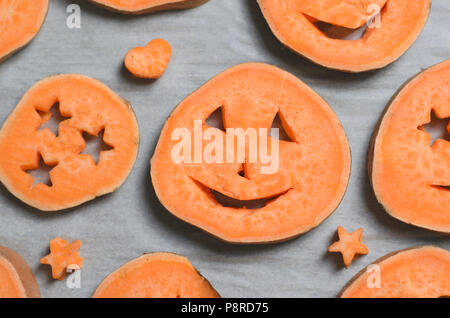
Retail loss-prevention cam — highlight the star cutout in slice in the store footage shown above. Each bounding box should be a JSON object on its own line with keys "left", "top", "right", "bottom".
{"left": 81, "top": 129, "right": 114, "bottom": 164}
{"left": 40, "top": 238, "right": 83, "bottom": 280}
{"left": 36, "top": 103, "right": 70, "bottom": 137}
{"left": 25, "top": 154, "right": 56, "bottom": 189}
{"left": 328, "top": 226, "right": 369, "bottom": 268}
{"left": 419, "top": 110, "right": 450, "bottom": 146}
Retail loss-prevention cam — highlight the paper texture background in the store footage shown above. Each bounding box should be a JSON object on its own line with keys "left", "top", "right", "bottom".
{"left": 0, "top": 0, "right": 448, "bottom": 298}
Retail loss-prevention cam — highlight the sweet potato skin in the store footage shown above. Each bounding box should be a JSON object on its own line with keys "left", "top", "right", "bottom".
{"left": 0, "top": 246, "right": 40, "bottom": 298}
{"left": 86, "top": 0, "right": 209, "bottom": 14}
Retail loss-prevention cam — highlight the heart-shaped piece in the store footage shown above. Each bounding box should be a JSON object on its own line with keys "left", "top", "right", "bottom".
{"left": 125, "top": 39, "right": 172, "bottom": 79}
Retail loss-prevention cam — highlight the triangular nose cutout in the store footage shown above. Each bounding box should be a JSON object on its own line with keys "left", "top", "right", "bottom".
{"left": 269, "top": 113, "right": 292, "bottom": 142}
{"left": 206, "top": 107, "right": 225, "bottom": 131}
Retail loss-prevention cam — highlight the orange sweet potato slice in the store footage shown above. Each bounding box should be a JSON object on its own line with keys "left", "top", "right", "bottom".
{"left": 257, "top": 0, "right": 431, "bottom": 72}
{"left": 370, "top": 60, "right": 450, "bottom": 233}
{"left": 151, "top": 63, "right": 351, "bottom": 243}
{"left": 40, "top": 238, "right": 83, "bottom": 280}
{"left": 0, "top": 0, "right": 48, "bottom": 63}
{"left": 0, "top": 246, "right": 40, "bottom": 298}
{"left": 92, "top": 253, "right": 220, "bottom": 298}
{"left": 0, "top": 75, "right": 139, "bottom": 211}
{"left": 298, "top": 0, "right": 388, "bottom": 29}
{"left": 87, "top": 0, "right": 209, "bottom": 14}
{"left": 328, "top": 226, "right": 369, "bottom": 267}
{"left": 125, "top": 39, "right": 172, "bottom": 79}
{"left": 340, "top": 246, "right": 450, "bottom": 298}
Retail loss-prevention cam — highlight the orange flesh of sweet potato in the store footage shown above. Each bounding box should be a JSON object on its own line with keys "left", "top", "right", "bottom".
{"left": 370, "top": 60, "right": 450, "bottom": 233}
{"left": 92, "top": 253, "right": 220, "bottom": 298}
{"left": 40, "top": 238, "right": 83, "bottom": 280}
{"left": 87, "top": 0, "right": 209, "bottom": 14}
{"left": 340, "top": 246, "right": 450, "bottom": 298}
{"left": 151, "top": 63, "right": 351, "bottom": 243}
{"left": 125, "top": 39, "right": 172, "bottom": 79}
{"left": 257, "top": 0, "right": 431, "bottom": 72}
{"left": 328, "top": 226, "right": 369, "bottom": 267}
{"left": 0, "top": 75, "right": 139, "bottom": 211}
{"left": 298, "top": 0, "right": 388, "bottom": 29}
{"left": 0, "top": 0, "right": 48, "bottom": 62}
{"left": 0, "top": 246, "right": 40, "bottom": 298}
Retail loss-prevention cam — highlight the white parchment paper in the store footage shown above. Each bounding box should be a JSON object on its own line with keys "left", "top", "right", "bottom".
{"left": 0, "top": 0, "right": 448, "bottom": 298}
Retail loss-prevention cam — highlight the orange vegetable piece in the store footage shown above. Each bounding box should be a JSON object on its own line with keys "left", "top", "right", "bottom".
{"left": 329, "top": 226, "right": 369, "bottom": 267}
{"left": 370, "top": 59, "right": 450, "bottom": 233}
{"left": 340, "top": 246, "right": 450, "bottom": 298}
{"left": 40, "top": 238, "right": 83, "bottom": 280}
{"left": 0, "top": 246, "right": 40, "bottom": 298}
{"left": 297, "top": 0, "right": 388, "bottom": 29}
{"left": 257, "top": 0, "right": 431, "bottom": 72}
{"left": 0, "top": 74, "right": 139, "bottom": 211}
{"left": 92, "top": 253, "right": 220, "bottom": 298}
{"left": 0, "top": 0, "right": 48, "bottom": 63}
{"left": 87, "top": 0, "right": 209, "bottom": 14}
{"left": 151, "top": 63, "right": 351, "bottom": 243}
{"left": 125, "top": 39, "right": 172, "bottom": 79}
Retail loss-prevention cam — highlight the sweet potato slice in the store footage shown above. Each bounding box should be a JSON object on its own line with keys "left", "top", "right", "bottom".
{"left": 40, "top": 238, "right": 83, "bottom": 280}
{"left": 340, "top": 246, "right": 450, "bottom": 298}
{"left": 92, "top": 253, "right": 220, "bottom": 298}
{"left": 0, "top": 246, "right": 40, "bottom": 298}
{"left": 297, "top": 0, "right": 388, "bottom": 29}
{"left": 0, "top": 75, "right": 139, "bottom": 211}
{"left": 328, "top": 226, "right": 369, "bottom": 267}
{"left": 0, "top": 0, "right": 48, "bottom": 63}
{"left": 86, "top": 0, "right": 209, "bottom": 14}
{"left": 125, "top": 39, "right": 172, "bottom": 79}
{"left": 151, "top": 63, "right": 351, "bottom": 243}
{"left": 257, "top": 0, "right": 431, "bottom": 72}
{"left": 370, "top": 60, "right": 450, "bottom": 233}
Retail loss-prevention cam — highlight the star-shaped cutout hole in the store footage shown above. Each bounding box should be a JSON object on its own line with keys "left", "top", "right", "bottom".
{"left": 25, "top": 154, "right": 57, "bottom": 189}
{"left": 81, "top": 129, "right": 113, "bottom": 164}
{"left": 328, "top": 226, "right": 369, "bottom": 268}
{"left": 36, "top": 103, "right": 70, "bottom": 137}
{"left": 40, "top": 238, "right": 83, "bottom": 280}
{"left": 419, "top": 110, "right": 450, "bottom": 146}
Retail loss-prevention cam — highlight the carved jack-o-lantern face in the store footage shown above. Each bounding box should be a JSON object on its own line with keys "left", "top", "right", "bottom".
{"left": 257, "top": 0, "right": 431, "bottom": 72}
{"left": 371, "top": 59, "right": 450, "bottom": 233}
{"left": 151, "top": 63, "right": 351, "bottom": 243}
{"left": 0, "top": 75, "right": 139, "bottom": 211}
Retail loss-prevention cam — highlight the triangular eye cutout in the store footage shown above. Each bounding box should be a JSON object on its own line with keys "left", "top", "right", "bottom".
{"left": 81, "top": 129, "right": 114, "bottom": 164}
{"left": 25, "top": 154, "right": 56, "bottom": 188}
{"left": 205, "top": 107, "right": 225, "bottom": 131}
{"left": 420, "top": 110, "right": 450, "bottom": 146}
{"left": 36, "top": 103, "right": 70, "bottom": 137}
{"left": 269, "top": 113, "right": 293, "bottom": 142}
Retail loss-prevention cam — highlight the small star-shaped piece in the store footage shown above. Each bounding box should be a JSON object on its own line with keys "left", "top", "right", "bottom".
{"left": 40, "top": 238, "right": 83, "bottom": 280}
{"left": 328, "top": 226, "right": 369, "bottom": 268}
